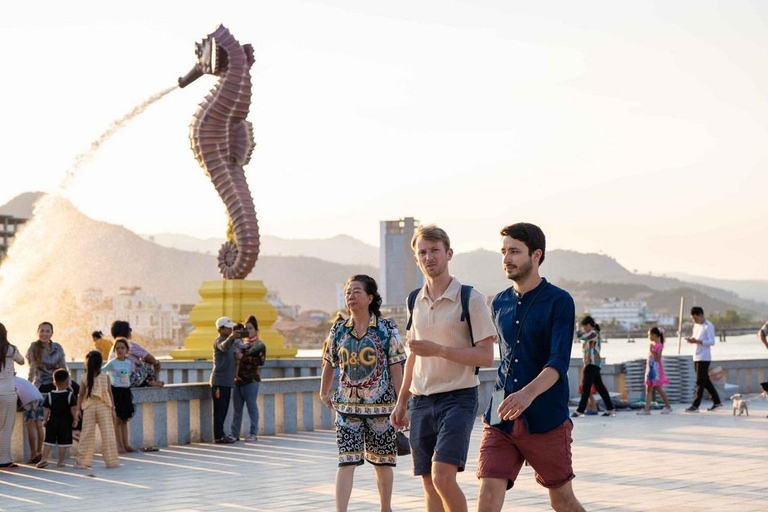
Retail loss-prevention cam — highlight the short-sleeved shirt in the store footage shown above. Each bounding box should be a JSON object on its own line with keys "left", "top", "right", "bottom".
{"left": 102, "top": 358, "right": 132, "bottom": 388}
{"left": 324, "top": 314, "right": 406, "bottom": 416}
{"left": 484, "top": 279, "right": 575, "bottom": 434}
{"left": 14, "top": 376, "right": 43, "bottom": 405}
{"left": 93, "top": 338, "right": 113, "bottom": 361}
{"left": 43, "top": 390, "right": 78, "bottom": 423}
{"left": 578, "top": 329, "right": 602, "bottom": 367}
{"left": 407, "top": 277, "right": 497, "bottom": 396}
{"left": 109, "top": 341, "right": 149, "bottom": 373}
{"left": 26, "top": 342, "right": 67, "bottom": 387}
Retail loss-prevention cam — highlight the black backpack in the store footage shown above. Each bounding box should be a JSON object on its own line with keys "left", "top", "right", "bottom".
{"left": 405, "top": 284, "right": 478, "bottom": 375}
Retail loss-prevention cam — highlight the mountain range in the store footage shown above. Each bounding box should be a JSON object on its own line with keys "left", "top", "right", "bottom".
{"left": 1, "top": 192, "right": 766, "bottom": 317}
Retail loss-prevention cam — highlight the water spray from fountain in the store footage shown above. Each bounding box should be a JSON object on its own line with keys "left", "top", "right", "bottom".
{"left": 0, "top": 85, "right": 176, "bottom": 358}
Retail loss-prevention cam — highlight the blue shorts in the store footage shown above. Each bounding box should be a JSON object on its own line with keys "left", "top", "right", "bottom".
{"left": 23, "top": 399, "right": 44, "bottom": 423}
{"left": 409, "top": 387, "right": 478, "bottom": 476}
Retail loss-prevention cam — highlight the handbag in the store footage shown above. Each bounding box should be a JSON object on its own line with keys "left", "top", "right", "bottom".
{"left": 395, "top": 429, "right": 411, "bottom": 456}
{"left": 489, "top": 283, "right": 547, "bottom": 426}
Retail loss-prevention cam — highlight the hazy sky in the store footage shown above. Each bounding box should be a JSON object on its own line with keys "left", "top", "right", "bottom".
{"left": 2, "top": 1, "right": 766, "bottom": 280}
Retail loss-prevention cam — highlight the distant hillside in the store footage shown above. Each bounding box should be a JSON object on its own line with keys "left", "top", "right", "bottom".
{"left": 668, "top": 272, "right": 768, "bottom": 304}
{"left": 558, "top": 280, "right": 766, "bottom": 318}
{"left": 0, "top": 191, "right": 44, "bottom": 218}
{"left": 143, "top": 233, "right": 379, "bottom": 267}
{"left": 2, "top": 191, "right": 766, "bottom": 318}
{"left": 0, "top": 197, "right": 374, "bottom": 316}
{"left": 451, "top": 249, "right": 768, "bottom": 315}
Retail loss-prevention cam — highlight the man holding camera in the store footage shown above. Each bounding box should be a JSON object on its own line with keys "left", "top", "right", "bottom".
{"left": 210, "top": 316, "right": 244, "bottom": 444}
{"left": 476, "top": 223, "right": 584, "bottom": 512}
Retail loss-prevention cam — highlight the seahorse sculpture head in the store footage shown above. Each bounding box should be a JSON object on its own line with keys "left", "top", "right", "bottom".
{"left": 178, "top": 25, "right": 260, "bottom": 279}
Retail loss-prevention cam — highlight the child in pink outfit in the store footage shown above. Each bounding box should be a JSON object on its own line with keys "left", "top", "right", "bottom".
{"left": 637, "top": 327, "right": 672, "bottom": 415}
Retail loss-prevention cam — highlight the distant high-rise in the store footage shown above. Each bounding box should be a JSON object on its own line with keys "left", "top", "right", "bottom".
{"left": 380, "top": 217, "right": 424, "bottom": 306}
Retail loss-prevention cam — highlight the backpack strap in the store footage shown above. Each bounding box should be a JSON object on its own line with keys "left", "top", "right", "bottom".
{"left": 405, "top": 288, "right": 421, "bottom": 332}
{"left": 460, "top": 285, "right": 474, "bottom": 346}
{"left": 459, "top": 285, "right": 479, "bottom": 375}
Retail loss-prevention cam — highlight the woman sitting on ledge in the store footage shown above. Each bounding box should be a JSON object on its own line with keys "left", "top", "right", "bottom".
{"left": 108, "top": 320, "right": 164, "bottom": 388}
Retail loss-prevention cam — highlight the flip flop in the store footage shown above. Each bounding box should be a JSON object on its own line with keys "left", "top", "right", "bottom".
{"left": 35, "top": 460, "right": 49, "bottom": 469}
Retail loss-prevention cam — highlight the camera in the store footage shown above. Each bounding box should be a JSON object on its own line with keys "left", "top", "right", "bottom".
{"left": 239, "top": 330, "right": 250, "bottom": 339}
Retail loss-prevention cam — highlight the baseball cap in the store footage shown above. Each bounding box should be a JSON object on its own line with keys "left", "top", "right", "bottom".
{"left": 215, "top": 317, "right": 237, "bottom": 329}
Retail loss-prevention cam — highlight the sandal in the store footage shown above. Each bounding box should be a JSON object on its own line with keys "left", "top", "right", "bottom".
{"left": 73, "top": 463, "right": 90, "bottom": 470}
{"left": 35, "top": 460, "right": 49, "bottom": 469}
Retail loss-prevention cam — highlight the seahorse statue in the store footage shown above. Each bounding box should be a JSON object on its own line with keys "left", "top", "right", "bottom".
{"left": 178, "top": 25, "right": 259, "bottom": 279}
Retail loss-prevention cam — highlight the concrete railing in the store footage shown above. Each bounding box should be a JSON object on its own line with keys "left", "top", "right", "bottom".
{"left": 11, "top": 377, "right": 335, "bottom": 460}
{"left": 66, "top": 358, "right": 324, "bottom": 385}
{"left": 11, "top": 357, "right": 767, "bottom": 461}
{"left": 709, "top": 360, "right": 767, "bottom": 394}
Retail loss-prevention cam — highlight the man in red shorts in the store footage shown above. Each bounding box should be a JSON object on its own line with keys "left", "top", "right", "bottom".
{"left": 476, "top": 223, "right": 585, "bottom": 511}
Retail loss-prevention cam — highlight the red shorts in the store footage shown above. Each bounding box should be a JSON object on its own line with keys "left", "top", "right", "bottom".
{"left": 476, "top": 419, "right": 574, "bottom": 489}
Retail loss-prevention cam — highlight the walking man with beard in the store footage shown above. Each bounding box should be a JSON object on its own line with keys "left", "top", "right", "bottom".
{"left": 476, "top": 223, "right": 584, "bottom": 512}
{"left": 391, "top": 224, "right": 497, "bottom": 512}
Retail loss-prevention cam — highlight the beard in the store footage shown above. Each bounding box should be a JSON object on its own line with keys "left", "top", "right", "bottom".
{"left": 505, "top": 258, "right": 533, "bottom": 282}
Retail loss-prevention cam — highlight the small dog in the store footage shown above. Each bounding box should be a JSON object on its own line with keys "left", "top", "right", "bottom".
{"left": 730, "top": 394, "right": 749, "bottom": 416}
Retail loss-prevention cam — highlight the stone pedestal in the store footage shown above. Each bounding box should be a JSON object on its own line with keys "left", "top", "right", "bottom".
{"left": 170, "top": 280, "right": 297, "bottom": 360}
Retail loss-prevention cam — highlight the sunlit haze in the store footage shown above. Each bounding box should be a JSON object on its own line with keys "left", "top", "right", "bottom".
{"left": 2, "top": 0, "right": 766, "bottom": 279}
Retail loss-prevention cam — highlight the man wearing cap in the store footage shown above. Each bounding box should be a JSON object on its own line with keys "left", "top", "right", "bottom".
{"left": 211, "top": 317, "right": 242, "bottom": 444}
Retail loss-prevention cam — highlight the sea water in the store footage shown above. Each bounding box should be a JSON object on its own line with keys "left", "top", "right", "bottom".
{"left": 297, "top": 333, "right": 768, "bottom": 364}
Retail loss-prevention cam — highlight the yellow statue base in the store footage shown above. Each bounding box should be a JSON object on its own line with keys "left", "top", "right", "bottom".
{"left": 170, "top": 280, "right": 297, "bottom": 360}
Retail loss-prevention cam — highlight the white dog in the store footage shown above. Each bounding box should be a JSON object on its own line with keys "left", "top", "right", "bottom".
{"left": 730, "top": 394, "right": 749, "bottom": 416}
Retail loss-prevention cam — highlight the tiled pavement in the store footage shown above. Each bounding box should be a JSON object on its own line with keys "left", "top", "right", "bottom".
{"left": 1, "top": 401, "right": 766, "bottom": 511}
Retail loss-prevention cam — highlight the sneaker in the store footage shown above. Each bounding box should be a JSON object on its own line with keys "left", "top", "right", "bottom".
{"left": 636, "top": 410, "right": 651, "bottom": 415}
{"left": 661, "top": 407, "right": 673, "bottom": 415}
{"left": 571, "top": 411, "right": 584, "bottom": 417}
{"left": 215, "top": 436, "right": 236, "bottom": 444}
{"left": 244, "top": 435, "right": 258, "bottom": 442}
{"left": 602, "top": 410, "right": 616, "bottom": 417}
{"left": 707, "top": 403, "right": 723, "bottom": 411}
{"left": 684, "top": 406, "right": 699, "bottom": 413}
{"left": 585, "top": 410, "right": 598, "bottom": 416}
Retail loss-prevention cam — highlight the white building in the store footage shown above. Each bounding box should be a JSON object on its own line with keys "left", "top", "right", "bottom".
{"left": 645, "top": 312, "right": 677, "bottom": 327}
{"left": 588, "top": 298, "right": 648, "bottom": 330}
{"left": 82, "top": 287, "right": 187, "bottom": 343}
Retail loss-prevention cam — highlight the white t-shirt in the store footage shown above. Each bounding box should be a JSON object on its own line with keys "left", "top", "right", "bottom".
{"left": 692, "top": 319, "right": 716, "bottom": 362}
{"left": 14, "top": 376, "right": 43, "bottom": 405}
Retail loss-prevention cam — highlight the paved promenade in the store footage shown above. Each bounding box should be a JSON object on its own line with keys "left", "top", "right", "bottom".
{"left": 1, "top": 401, "right": 766, "bottom": 511}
